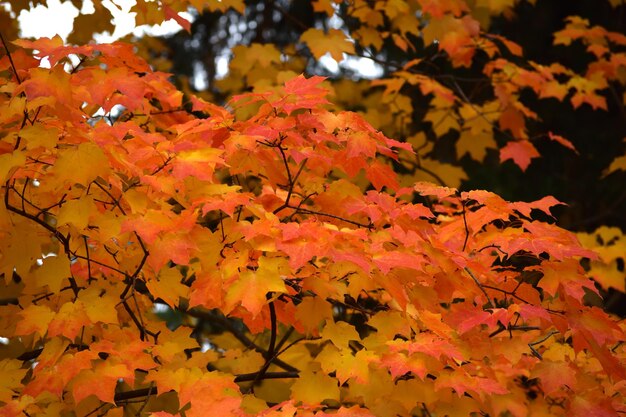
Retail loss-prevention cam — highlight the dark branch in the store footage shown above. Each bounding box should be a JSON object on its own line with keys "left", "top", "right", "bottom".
{"left": 113, "top": 371, "right": 299, "bottom": 404}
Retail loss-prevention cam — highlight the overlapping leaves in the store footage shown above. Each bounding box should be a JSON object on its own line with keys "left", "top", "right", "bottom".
{"left": 0, "top": 36, "right": 624, "bottom": 417}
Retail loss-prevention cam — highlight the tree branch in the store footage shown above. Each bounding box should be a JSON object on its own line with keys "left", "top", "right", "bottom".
{"left": 113, "top": 371, "right": 299, "bottom": 405}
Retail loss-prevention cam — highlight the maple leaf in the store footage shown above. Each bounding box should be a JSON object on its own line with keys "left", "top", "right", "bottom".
{"left": 225, "top": 256, "right": 288, "bottom": 316}
{"left": 568, "top": 74, "right": 608, "bottom": 110}
{"left": 455, "top": 307, "right": 511, "bottom": 334}
{"left": 33, "top": 255, "right": 71, "bottom": 293}
{"left": 388, "top": 334, "right": 464, "bottom": 361}
{"left": 172, "top": 147, "right": 225, "bottom": 180}
{"left": 295, "top": 297, "right": 334, "bottom": 335}
{"left": 53, "top": 142, "right": 111, "bottom": 185}
{"left": 178, "top": 372, "right": 242, "bottom": 417}
{"left": 18, "top": 66, "right": 75, "bottom": 108}
{"left": 147, "top": 231, "right": 198, "bottom": 271}
{"left": 72, "top": 362, "right": 132, "bottom": 404}
{"left": 68, "top": 6, "right": 116, "bottom": 44}
{"left": 322, "top": 319, "right": 360, "bottom": 350}
{"left": 290, "top": 369, "right": 340, "bottom": 404}
{"left": 14, "top": 304, "right": 56, "bottom": 338}
{"left": 548, "top": 132, "right": 579, "bottom": 154}
{"left": 380, "top": 351, "right": 428, "bottom": 380}
{"left": 48, "top": 301, "right": 91, "bottom": 340}
{"left": 276, "top": 221, "right": 331, "bottom": 269}
{"left": 0, "top": 360, "right": 28, "bottom": 403}
{"left": 300, "top": 28, "right": 356, "bottom": 62}
{"left": 56, "top": 196, "right": 96, "bottom": 231}
{"left": 509, "top": 195, "right": 565, "bottom": 218}
{"left": 278, "top": 74, "right": 331, "bottom": 113}
{"left": 499, "top": 106, "right": 527, "bottom": 139}
{"left": 147, "top": 266, "right": 190, "bottom": 308}
{"left": 13, "top": 35, "right": 89, "bottom": 66}
{"left": 456, "top": 131, "right": 497, "bottom": 162}
{"left": 434, "top": 370, "right": 508, "bottom": 400}
{"left": 317, "top": 344, "right": 373, "bottom": 384}
{"left": 366, "top": 160, "right": 399, "bottom": 191}
{"left": 538, "top": 260, "right": 596, "bottom": 301}
{"left": 231, "top": 43, "right": 282, "bottom": 73}
{"left": 499, "top": 140, "right": 540, "bottom": 171}
{"left": 531, "top": 360, "right": 577, "bottom": 395}
{"left": 372, "top": 250, "right": 426, "bottom": 274}
{"left": 422, "top": 15, "right": 478, "bottom": 66}
{"left": 20, "top": 123, "right": 59, "bottom": 150}
{"left": 413, "top": 182, "right": 458, "bottom": 198}
{"left": 152, "top": 328, "right": 200, "bottom": 363}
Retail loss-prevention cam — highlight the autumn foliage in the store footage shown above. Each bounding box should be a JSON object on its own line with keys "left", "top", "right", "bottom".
{"left": 1, "top": 1, "right": 626, "bottom": 417}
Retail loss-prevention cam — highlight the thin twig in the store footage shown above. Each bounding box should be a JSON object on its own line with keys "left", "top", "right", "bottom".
{"left": 464, "top": 267, "right": 495, "bottom": 309}
{"left": 134, "top": 382, "right": 154, "bottom": 416}
{"left": 489, "top": 323, "right": 541, "bottom": 338}
{"left": 286, "top": 205, "right": 372, "bottom": 229}
{"left": 0, "top": 31, "right": 22, "bottom": 84}
{"left": 528, "top": 330, "right": 559, "bottom": 360}
{"left": 461, "top": 199, "right": 469, "bottom": 251}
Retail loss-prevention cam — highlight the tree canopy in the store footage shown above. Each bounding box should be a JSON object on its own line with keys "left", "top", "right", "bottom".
{"left": 0, "top": 1, "right": 625, "bottom": 416}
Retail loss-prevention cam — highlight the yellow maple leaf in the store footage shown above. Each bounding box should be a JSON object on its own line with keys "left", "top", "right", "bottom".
{"left": 295, "top": 297, "right": 334, "bottom": 335}
{"left": 225, "top": 256, "right": 288, "bottom": 316}
{"left": 422, "top": 15, "right": 461, "bottom": 46}
{"left": 290, "top": 368, "right": 340, "bottom": 404}
{"left": 34, "top": 255, "right": 71, "bottom": 293}
{"left": 456, "top": 131, "right": 497, "bottom": 162}
{"left": 147, "top": 266, "right": 190, "bottom": 308}
{"left": 424, "top": 97, "right": 461, "bottom": 137}
{"left": 0, "top": 151, "right": 25, "bottom": 183}
{"left": 56, "top": 196, "right": 96, "bottom": 231}
{"left": 321, "top": 319, "right": 360, "bottom": 349}
{"left": 590, "top": 262, "right": 625, "bottom": 293}
{"left": 577, "top": 227, "right": 626, "bottom": 292}
{"left": 317, "top": 344, "right": 373, "bottom": 384}
{"left": 15, "top": 304, "right": 56, "bottom": 338}
{"left": 230, "top": 44, "right": 282, "bottom": 74}
{"left": 21, "top": 124, "right": 59, "bottom": 150}
{"left": 79, "top": 287, "right": 120, "bottom": 324}
{"left": 68, "top": 6, "right": 115, "bottom": 44}
{"left": 216, "top": 349, "right": 265, "bottom": 375}
{"left": 300, "top": 28, "right": 355, "bottom": 62}
{"left": 1, "top": 220, "right": 47, "bottom": 277}
{"left": 355, "top": 26, "right": 384, "bottom": 50}
{"left": 377, "top": 0, "right": 410, "bottom": 19}
{"left": 459, "top": 101, "right": 499, "bottom": 135}
{"left": 53, "top": 142, "right": 111, "bottom": 185}
{"left": 91, "top": 211, "right": 122, "bottom": 242}
{"left": 0, "top": 359, "right": 29, "bottom": 403}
